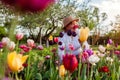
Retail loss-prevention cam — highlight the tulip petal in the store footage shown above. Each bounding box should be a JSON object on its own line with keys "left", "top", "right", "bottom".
{"left": 21, "top": 55, "right": 29, "bottom": 64}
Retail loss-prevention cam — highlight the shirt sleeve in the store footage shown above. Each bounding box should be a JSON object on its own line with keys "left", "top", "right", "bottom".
{"left": 58, "top": 37, "right": 65, "bottom": 62}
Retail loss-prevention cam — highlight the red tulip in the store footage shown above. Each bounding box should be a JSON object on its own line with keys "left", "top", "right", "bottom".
{"left": 54, "top": 37, "right": 58, "bottom": 43}
{"left": 1, "top": 0, "right": 55, "bottom": 13}
{"left": 63, "top": 54, "right": 78, "bottom": 73}
{"left": 98, "top": 66, "right": 109, "bottom": 73}
{"left": 1, "top": 0, "right": 16, "bottom": 6}
{"left": 114, "top": 50, "right": 120, "bottom": 55}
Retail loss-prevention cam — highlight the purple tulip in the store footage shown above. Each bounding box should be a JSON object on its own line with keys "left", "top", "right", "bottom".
{"left": 86, "top": 49, "right": 93, "bottom": 56}
{"left": 107, "top": 39, "right": 113, "bottom": 44}
{"left": 0, "top": 42, "right": 3, "bottom": 49}
{"left": 37, "top": 45, "right": 44, "bottom": 50}
{"left": 45, "top": 55, "right": 51, "bottom": 59}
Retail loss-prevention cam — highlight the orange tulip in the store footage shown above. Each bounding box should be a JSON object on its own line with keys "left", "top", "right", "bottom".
{"left": 7, "top": 51, "right": 28, "bottom": 72}
{"left": 79, "top": 27, "right": 89, "bottom": 42}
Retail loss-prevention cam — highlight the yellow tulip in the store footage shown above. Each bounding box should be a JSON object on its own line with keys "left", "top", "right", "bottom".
{"left": 106, "top": 43, "right": 110, "bottom": 48}
{"left": 59, "top": 65, "right": 65, "bottom": 77}
{"left": 79, "top": 27, "right": 89, "bottom": 42}
{"left": 48, "top": 35, "right": 53, "bottom": 41}
{"left": 7, "top": 51, "right": 28, "bottom": 72}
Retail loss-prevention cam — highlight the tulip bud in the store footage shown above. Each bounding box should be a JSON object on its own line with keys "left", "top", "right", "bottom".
{"left": 81, "top": 51, "right": 89, "bottom": 63}
{"left": 1, "top": 37, "right": 10, "bottom": 47}
{"left": 16, "top": 32, "right": 24, "bottom": 40}
{"left": 27, "top": 39, "right": 35, "bottom": 48}
{"left": 54, "top": 37, "right": 58, "bottom": 43}
{"left": 45, "top": 55, "right": 51, "bottom": 59}
{"left": 79, "top": 27, "right": 89, "bottom": 42}
{"left": 7, "top": 41, "right": 16, "bottom": 51}
{"left": 98, "top": 66, "right": 109, "bottom": 73}
{"left": 20, "top": 44, "right": 31, "bottom": 52}
{"left": 0, "top": 42, "right": 3, "bottom": 49}
{"left": 7, "top": 51, "right": 28, "bottom": 72}
{"left": 88, "top": 54, "right": 100, "bottom": 65}
{"left": 37, "top": 45, "right": 44, "bottom": 50}
{"left": 107, "top": 39, "right": 113, "bottom": 45}
{"left": 59, "top": 65, "right": 65, "bottom": 77}
{"left": 98, "top": 45, "right": 106, "bottom": 53}
{"left": 48, "top": 35, "right": 53, "bottom": 41}
{"left": 63, "top": 54, "right": 78, "bottom": 73}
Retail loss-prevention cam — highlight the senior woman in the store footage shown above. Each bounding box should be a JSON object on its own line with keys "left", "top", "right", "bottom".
{"left": 58, "top": 16, "right": 83, "bottom": 62}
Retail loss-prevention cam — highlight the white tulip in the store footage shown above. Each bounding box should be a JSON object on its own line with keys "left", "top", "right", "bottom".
{"left": 88, "top": 54, "right": 100, "bottom": 65}
{"left": 106, "top": 57, "right": 113, "bottom": 62}
{"left": 97, "top": 51, "right": 105, "bottom": 58}
{"left": 98, "top": 45, "right": 106, "bottom": 53}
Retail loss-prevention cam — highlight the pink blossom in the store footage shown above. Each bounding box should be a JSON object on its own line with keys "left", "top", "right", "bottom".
{"left": 16, "top": 32, "right": 24, "bottom": 40}
{"left": 69, "top": 44, "right": 75, "bottom": 51}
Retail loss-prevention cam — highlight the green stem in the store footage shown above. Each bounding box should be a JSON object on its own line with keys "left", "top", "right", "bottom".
{"left": 78, "top": 57, "right": 81, "bottom": 80}
{"left": 15, "top": 72, "right": 19, "bottom": 80}
{"left": 25, "top": 52, "right": 31, "bottom": 80}
{"left": 16, "top": 40, "right": 19, "bottom": 52}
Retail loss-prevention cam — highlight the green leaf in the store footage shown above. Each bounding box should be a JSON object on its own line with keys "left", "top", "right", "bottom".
{"left": 36, "top": 73, "right": 42, "bottom": 80}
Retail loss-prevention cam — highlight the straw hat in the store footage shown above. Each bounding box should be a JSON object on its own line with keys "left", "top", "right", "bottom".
{"left": 63, "top": 16, "right": 79, "bottom": 28}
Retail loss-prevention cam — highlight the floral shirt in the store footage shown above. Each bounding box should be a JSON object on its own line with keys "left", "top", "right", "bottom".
{"left": 58, "top": 29, "right": 82, "bottom": 61}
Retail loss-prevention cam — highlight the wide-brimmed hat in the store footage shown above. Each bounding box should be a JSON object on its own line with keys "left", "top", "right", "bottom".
{"left": 63, "top": 16, "right": 79, "bottom": 28}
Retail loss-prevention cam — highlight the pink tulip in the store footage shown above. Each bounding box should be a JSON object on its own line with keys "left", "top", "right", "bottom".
{"left": 1, "top": 37, "right": 10, "bottom": 47}
{"left": 7, "top": 41, "right": 16, "bottom": 51}
{"left": 114, "top": 50, "right": 120, "bottom": 55}
{"left": 27, "top": 39, "right": 35, "bottom": 48}
{"left": 81, "top": 52, "right": 89, "bottom": 63}
{"left": 45, "top": 55, "right": 51, "bottom": 59}
{"left": 37, "top": 45, "right": 44, "bottom": 50}
{"left": 20, "top": 44, "right": 31, "bottom": 52}
{"left": 16, "top": 32, "right": 24, "bottom": 40}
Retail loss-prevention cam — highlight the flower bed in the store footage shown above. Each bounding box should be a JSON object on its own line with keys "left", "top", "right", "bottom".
{"left": 0, "top": 34, "right": 120, "bottom": 80}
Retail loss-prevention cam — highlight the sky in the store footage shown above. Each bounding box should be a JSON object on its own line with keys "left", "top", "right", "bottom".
{"left": 77, "top": 0, "right": 120, "bottom": 34}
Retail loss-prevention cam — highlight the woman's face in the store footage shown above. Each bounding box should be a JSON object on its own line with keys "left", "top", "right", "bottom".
{"left": 65, "top": 21, "right": 78, "bottom": 31}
